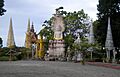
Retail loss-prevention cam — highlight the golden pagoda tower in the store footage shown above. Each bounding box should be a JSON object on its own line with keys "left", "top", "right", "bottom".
{"left": 25, "top": 19, "right": 31, "bottom": 49}
{"left": 7, "top": 18, "right": 16, "bottom": 48}
{"left": 27, "top": 18, "right": 30, "bottom": 33}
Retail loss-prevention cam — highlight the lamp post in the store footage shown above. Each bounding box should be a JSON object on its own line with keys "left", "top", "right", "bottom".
{"left": 90, "top": 47, "right": 93, "bottom": 60}
{"left": 74, "top": 48, "right": 77, "bottom": 62}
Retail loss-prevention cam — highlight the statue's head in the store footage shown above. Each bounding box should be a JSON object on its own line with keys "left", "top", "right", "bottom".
{"left": 55, "top": 7, "right": 63, "bottom": 15}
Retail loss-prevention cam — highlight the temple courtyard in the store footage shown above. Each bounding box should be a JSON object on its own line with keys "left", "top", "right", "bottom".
{"left": 0, "top": 61, "right": 120, "bottom": 77}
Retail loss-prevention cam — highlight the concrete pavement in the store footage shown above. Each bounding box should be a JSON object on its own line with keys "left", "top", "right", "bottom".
{"left": 0, "top": 61, "right": 120, "bottom": 77}
{"left": 87, "top": 62, "right": 120, "bottom": 70}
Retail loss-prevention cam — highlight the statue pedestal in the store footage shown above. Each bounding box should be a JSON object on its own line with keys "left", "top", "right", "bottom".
{"left": 49, "top": 39, "right": 65, "bottom": 60}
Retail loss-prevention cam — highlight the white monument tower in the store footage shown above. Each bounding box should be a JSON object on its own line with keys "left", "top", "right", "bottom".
{"left": 105, "top": 17, "right": 114, "bottom": 61}
{"left": 89, "top": 20, "right": 95, "bottom": 60}
{"left": 89, "top": 20, "right": 95, "bottom": 44}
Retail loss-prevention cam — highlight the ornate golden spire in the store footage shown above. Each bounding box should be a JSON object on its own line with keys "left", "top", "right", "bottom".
{"left": 25, "top": 18, "right": 31, "bottom": 48}
{"left": 7, "top": 18, "right": 16, "bottom": 48}
{"left": 27, "top": 18, "right": 30, "bottom": 32}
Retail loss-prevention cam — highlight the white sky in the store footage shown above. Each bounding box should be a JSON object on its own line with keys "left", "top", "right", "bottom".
{"left": 0, "top": 0, "right": 98, "bottom": 47}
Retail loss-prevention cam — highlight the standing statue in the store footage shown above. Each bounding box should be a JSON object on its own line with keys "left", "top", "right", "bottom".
{"left": 52, "top": 7, "right": 65, "bottom": 40}
{"left": 48, "top": 7, "right": 65, "bottom": 60}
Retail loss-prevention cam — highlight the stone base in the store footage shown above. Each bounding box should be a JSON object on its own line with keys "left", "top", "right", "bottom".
{"left": 49, "top": 39, "right": 65, "bottom": 59}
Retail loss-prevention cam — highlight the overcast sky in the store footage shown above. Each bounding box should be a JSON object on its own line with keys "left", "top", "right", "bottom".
{"left": 0, "top": 0, "right": 98, "bottom": 47}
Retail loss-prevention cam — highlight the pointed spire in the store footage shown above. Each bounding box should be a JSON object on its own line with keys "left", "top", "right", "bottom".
{"left": 27, "top": 18, "right": 30, "bottom": 32}
{"left": 89, "top": 20, "right": 94, "bottom": 44}
{"left": 30, "top": 22, "right": 34, "bottom": 32}
{"left": 25, "top": 18, "right": 31, "bottom": 48}
{"left": 7, "top": 18, "right": 16, "bottom": 48}
{"left": 105, "top": 17, "right": 114, "bottom": 50}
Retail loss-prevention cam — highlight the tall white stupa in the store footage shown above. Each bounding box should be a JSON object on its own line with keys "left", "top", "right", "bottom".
{"left": 105, "top": 17, "right": 114, "bottom": 61}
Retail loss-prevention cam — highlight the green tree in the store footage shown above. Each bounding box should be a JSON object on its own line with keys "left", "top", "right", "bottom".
{"left": 0, "top": 0, "right": 6, "bottom": 16}
{"left": 39, "top": 19, "right": 54, "bottom": 51}
{"left": 0, "top": 0, "right": 6, "bottom": 47}
{"left": 63, "top": 9, "right": 90, "bottom": 48}
{"left": 72, "top": 37, "right": 90, "bottom": 64}
{"left": 96, "top": 0, "right": 120, "bottom": 47}
{"left": 39, "top": 8, "right": 90, "bottom": 55}
{"left": 0, "top": 37, "right": 2, "bottom": 48}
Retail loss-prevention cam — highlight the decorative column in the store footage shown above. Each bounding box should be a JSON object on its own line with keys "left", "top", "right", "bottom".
{"left": 38, "top": 35, "right": 44, "bottom": 59}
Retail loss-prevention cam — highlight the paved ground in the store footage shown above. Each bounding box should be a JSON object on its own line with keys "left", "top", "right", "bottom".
{"left": 0, "top": 61, "right": 120, "bottom": 77}
{"left": 87, "top": 62, "right": 120, "bottom": 70}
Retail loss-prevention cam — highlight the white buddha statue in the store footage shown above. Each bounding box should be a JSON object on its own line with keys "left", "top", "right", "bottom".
{"left": 52, "top": 8, "right": 64, "bottom": 40}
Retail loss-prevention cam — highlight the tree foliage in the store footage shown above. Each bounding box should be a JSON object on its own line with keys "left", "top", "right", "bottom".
{"left": 0, "top": 47, "right": 31, "bottom": 60}
{"left": 63, "top": 9, "right": 89, "bottom": 38}
{"left": 63, "top": 10, "right": 90, "bottom": 48}
{"left": 39, "top": 9, "right": 90, "bottom": 51}
{"left": 0, "top": 37, "right": 2, "bottom": 48}
{"left": 39, "top": 18, "right": 54, "bottom": 51}
{"left": 95, "top": 0, "right": 120, "bottom": 47}
{"left": 0, "top": 0, "right": 6, "bottom": 16}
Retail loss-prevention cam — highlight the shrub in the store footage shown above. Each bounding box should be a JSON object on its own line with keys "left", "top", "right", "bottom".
{"left": 0, "top": 56, "right": 18, "bottom": 61}
{"left": 0, "top": 56, "right": 9, "bottom": 61}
